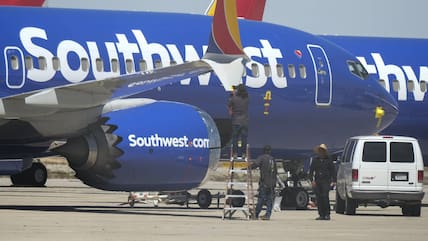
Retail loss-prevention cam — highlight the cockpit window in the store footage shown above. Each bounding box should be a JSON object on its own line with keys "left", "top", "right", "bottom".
{"left": 347, "top": 60, "right": 369, "bottom": 80}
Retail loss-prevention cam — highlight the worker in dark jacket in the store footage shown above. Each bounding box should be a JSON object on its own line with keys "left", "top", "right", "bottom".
{"left": 250, "top": 145, "right": 277, "bottom": 220}
{"left": 228, "top": 84, "right": 249, "bottom": 157}
{"left": 309, "top": 144, "right": 336, "bottom": 220}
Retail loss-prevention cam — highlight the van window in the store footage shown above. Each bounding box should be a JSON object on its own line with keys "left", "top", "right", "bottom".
{"left": 343, "top": 140, "right": 357, "bottom": 163}
{"left": 390, "top": 142, "right": 414, "bottom": 163}
{"left": 363, "top": 142, "right": 386, "bottom": 162}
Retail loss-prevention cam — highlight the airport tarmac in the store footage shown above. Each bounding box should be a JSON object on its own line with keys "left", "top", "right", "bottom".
{"left": 0, "top": 178, "right": 427, "bottom": 241}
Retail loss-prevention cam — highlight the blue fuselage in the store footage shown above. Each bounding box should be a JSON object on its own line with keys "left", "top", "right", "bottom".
{"left": 0, "top": 7, "right": 397, "bottom": 160}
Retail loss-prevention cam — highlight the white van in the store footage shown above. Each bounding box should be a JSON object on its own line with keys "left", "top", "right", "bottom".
{"left": 336, "top": 136, "right": 425, "bottom": 216}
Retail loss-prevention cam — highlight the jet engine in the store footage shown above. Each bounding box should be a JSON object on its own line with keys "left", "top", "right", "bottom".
{"left": 54, "top": 100, "right": 221, "bottom": 191}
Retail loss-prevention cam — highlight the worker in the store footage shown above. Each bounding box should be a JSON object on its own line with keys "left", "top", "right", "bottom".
{"left": 309, "top": 144, "right": 336, "bottom": 221}
{"left": 228, "top": 84, "right": 249, "bottom": 158}
{"left": 250, "top": 145, "right": 277, "bottom": 220}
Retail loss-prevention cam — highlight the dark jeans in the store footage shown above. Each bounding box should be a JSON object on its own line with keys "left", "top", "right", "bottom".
{"left": 314, "top": 180, "right": 331, "bottom": 217}
{"left": 232, "top": 124, "right": 248, "bottom": 156}
{"left": 255, "top": 186, "right": 274, "bottom": 218}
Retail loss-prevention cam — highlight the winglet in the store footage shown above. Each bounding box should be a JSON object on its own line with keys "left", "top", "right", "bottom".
{"left": 203, "top": 0, "right": 248, "bottom": 91}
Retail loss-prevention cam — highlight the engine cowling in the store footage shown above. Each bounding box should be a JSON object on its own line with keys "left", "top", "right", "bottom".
{"left": 54, "top": 100, "right": 221, "bottom": 191}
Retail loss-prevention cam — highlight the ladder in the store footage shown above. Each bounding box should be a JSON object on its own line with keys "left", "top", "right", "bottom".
{"left": 222, "top": 144, "right": 256, "bottom": 220}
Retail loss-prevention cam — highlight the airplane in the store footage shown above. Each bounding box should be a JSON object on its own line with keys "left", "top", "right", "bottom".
{"left": 0, "top": 0, "right": 397, "bottom": 193}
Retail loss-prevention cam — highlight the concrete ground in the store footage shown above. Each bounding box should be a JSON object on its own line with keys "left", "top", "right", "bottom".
{"left": 0, "top": 178, "right": 427, "bottom": 241}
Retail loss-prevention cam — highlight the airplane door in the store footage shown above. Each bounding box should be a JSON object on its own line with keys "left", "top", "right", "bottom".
{"left": 307, "top": 44, "right": 332, "bottom": 106}
{"left": 4, "top": 47, "right": 26, "bottom": 89}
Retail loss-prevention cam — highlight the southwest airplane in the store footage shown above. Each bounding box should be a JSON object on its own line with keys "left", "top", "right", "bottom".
{"left": 0, "top": 0, "right": 397, "bottom": 191}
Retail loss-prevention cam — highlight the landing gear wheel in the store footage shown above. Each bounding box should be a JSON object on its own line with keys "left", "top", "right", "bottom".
{"left": 11, "top": 162, "right": 47, "bottom": 187}
{"left": 295, "top": 189, "right": 309, "bottom": 210}
{"left": 197, "top": 189, "right": 212, "bottom": 209}
{"left": 335, "top": 192, "right": 345, "bottom": 214}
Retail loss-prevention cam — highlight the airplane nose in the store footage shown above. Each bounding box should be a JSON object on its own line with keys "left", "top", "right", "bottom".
{"left": 372, "top": 85, "right": 399, "bottom": 131}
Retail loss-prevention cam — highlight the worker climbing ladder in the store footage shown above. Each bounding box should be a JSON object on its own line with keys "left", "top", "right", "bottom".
{"left": 222, "top": 144, "right": 256, "bottom": 220}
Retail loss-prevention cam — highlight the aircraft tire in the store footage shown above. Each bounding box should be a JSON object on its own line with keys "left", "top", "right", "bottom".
{"left": 294, "top": 188, "right": 309, "bottom": 210}
{"left": 10, "top": 162, "right": 47, "bottom": 187}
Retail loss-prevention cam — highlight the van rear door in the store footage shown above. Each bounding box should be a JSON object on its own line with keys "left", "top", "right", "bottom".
{"left": 358, "top": 141, "right": 388, "bottom": 190}
{"left": 388, "top": 141, "right": 418, "bottom": 191}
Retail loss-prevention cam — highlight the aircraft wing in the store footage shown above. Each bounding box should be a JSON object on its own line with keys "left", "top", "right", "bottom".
{"left": 0, "top": 56, "right": 247, "bottom": 118}
{"left": 0, "top": 0, "right": 247, "bottom": 119}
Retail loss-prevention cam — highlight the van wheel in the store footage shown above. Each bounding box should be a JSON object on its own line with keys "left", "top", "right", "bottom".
{"left": 335, "top": 192, "right": 345, "bottom": 214}
{"left": 345, "top": 196, "right": 357, "bottom": 215}
{"left": 402, "top": 204, "right": 421, "bottom": 217}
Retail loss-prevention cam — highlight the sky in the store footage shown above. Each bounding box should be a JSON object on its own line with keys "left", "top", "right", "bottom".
{"left": 44, "top": 0, "right": 428, "bottom": 38}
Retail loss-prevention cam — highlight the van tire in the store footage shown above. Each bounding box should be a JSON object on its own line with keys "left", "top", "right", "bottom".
{"left": 345, "top": 196, "right": 357, "bottom": 215}
{"left": 335, "top": 192, "right": 345, "bottom": 214}
{"left": 402, "top": 204, "right": 421, "bottom": 217}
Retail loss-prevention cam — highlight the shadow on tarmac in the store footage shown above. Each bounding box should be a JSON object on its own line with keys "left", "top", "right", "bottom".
{"left": 0, "top": 204, "right": 223, "bottom": 219}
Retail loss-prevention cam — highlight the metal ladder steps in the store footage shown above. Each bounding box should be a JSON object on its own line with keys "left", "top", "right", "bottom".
{"left": 227, "top": 182, "right": 248, "bottom": 187}
{"left": 229, "top": 169, "right": 248, "bottom": 174}
{"left": 223, "top": 207, "right": 249, "bottom": 211}
{"left": 225, "top": 194, "right": 247, "bottom": 199}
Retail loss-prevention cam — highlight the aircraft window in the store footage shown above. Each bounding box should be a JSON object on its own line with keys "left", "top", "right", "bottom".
{"left": 347, "top": 60, "right": 369, "bottom": 80}
{"left": 25, "top": 56, "right": 33, "bottom": 70}
{"left": 96, "top": 58, "right": 103, "bottom": 72}
{"left": 378, "top": 79, "right": 386, "bottom": 89}
{"left": 288, "top": 64, "right": 296, "bottom": 79}
{"left": 407, "top": 80, "right": 414, "bottom": 92}
{"left": 38, "top": 56, "right": 47, "bottom": 70}
{"left": 251, "top": 63, "right": 259, "bottom": 77}
{"left": 81, "top": 58, "right": 89, "bottom": 72}
{"left": 52, "top": 57, "right": 60, "bottom": 71}
{"left": 111, "top": 59, "right": 119, "bottom": 73}
{"left": 299, "top": 64, "right": 307, "bottom": 79}
{"left": 392, "top": 79, "right": 400, "bottom": 92}
{"left": 420, "top": 80, "right": 427, "bottom": 93}
{"left": 348, "top": 61, "right": 356, "bottom": 73}
{"left": 355, "top": 62, "right": 369, "bottom": 79}
{"left": 126, "top": 59, "right": 134, "bottom": 73}
{"left": 276, "top": 64, "right": 284, "bottom": 78}
{"left": 139, "top": 59, "right": 147, "bottom": 71}
{"left": 154, "top": 59, "right": 162, "bottom": 69}
{"left": 264, "top": 64, "right": 271, "bottom": 77}
{"left": 10, "top": 55, "right": 19, "bottom": 70}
